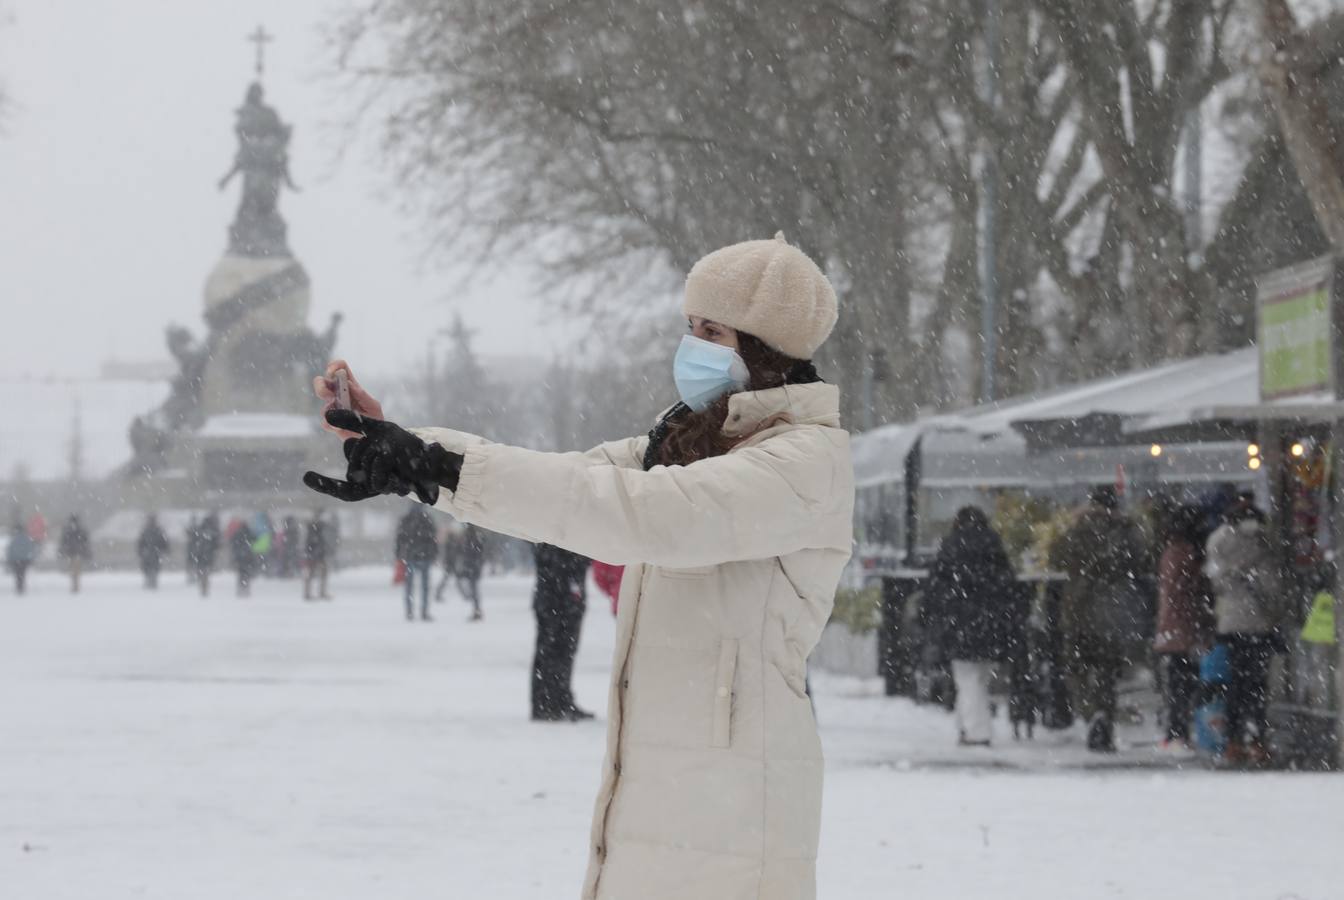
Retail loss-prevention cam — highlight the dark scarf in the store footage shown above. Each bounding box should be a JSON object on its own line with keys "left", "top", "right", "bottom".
{"left": 641, "top": 361, "right": 822, "bottom": 471}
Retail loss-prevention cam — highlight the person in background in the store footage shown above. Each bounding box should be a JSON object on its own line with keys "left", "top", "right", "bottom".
{"left": 229, "top": 518, "right": 259, "bottom": 598}
{"left": 434, "top": 524, "right": 461, "bottom": 603}
{"left": 7, "top": 518, "right": 39, "bottom": 594}
{"left": 924, "top": 506, "right": 1017, "bottom": 747}
{"left": 590, "top": 559, "right": 625, "bottom": 616}
{"left": 137, "top": 513, "right": 170, "bottom": 590}
{"left": 250, "top": 512, "right": 275, "bottom": 575}
{"left": 280, "top": 515, "right": 302, "bottom": 578}
{"left": 268, "top": 516, "right": 286, "bottom": 577}
{"left": 189, "top": 512, "right": 221, "bottom": 598}
{"left": 303, "top": 511, "right": 332, "bottom": 601}
{"left": 326, "top": 514, "right": 342, "bottom": 571}
{"left": 531, "top": 543, "right": 594, "bottom": 721}
{"left": 1153, "top": 505, "right": 1215, "bottom": 751}
{"left": 1050, "top": 486, "right": 1152, "bottom": 753}
{"left": 184, "top": 516, "right": 199, "bottom": 585}
{"left": 58, "top": 514, "right": 91, "bottom": 594}
{"left": 1205, "top": 496, "right": 1285, "bottom": 766}
{"left": 395, "top": 507, "right": 439, "bottom": 621}
{"left": 457, "top": 523, "right": 487, "bottom": 621}
{"left": 26, "top": 511, "right": 48, "bottom": 546}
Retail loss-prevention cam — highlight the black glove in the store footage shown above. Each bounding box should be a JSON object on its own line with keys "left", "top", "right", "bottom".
{"left": 304, "top": 410, "right": 463, "bottom": 505}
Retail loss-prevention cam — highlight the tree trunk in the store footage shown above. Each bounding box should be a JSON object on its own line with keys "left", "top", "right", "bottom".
{"left": 1257, "top": 0, "right": 1344, "bottom": 251}
{"left": 1255, "top": 0, "right": 1344, "bottom": 770}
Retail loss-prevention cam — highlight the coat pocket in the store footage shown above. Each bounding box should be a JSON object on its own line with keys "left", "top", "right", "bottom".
{"left": 659, "top": 564, "right": 715, "bottom": 579}
{"left": 712, "top": 638, "right": 739, "bottom": 748}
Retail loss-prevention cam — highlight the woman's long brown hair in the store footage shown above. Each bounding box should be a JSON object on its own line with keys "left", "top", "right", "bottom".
{"left": 652, "top": 333, "right": 818, "bottom": 468}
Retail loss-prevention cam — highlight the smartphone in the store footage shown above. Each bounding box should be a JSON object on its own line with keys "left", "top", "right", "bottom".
{"left": 334, "top": 369, "right": 352, "bottom": 411}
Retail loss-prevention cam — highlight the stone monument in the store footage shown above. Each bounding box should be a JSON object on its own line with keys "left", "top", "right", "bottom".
{"left": 128, "top": 28, "right": 340, "bottom": 496}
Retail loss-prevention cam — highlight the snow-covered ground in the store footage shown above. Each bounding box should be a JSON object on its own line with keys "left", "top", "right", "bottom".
{"left": 2, "top": 569, "right": 1339, "bottom": 899}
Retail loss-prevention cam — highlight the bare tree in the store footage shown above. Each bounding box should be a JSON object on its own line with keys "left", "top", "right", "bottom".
{"left": 1254, "top": 1, "right": 1344, "bottom": 249}
{"left": 926, "top": 2, "right": 1109, "bottom": 394}
{"left": 338, "top": 0, "right": 1272, "bottom": 427}
{"left": 334, "top": 1, "right": 973, "bottom": 422}
{"left": 1035, "top": 0, "right": 1240, "bottom": 364}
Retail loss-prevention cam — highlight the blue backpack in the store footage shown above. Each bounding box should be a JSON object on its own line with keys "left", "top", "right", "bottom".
{"left": 1200, "top": 643, "right": 1232, "bottom": 685}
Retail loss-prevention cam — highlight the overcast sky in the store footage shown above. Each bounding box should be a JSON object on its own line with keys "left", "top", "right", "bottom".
{"left": 0, "top": 0, "right": 585, "bottom": 381}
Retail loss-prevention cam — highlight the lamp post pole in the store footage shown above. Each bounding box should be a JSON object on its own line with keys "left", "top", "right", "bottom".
{"left": 979, "top": 0, "right": 1001, "bottom": 405}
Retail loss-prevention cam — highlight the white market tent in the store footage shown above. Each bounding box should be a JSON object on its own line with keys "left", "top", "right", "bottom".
{"left": 852, "top": 346, "right": 1344, "bottom": 489}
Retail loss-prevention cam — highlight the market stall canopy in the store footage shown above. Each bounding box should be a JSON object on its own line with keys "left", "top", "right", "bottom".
{"left": 1014, "top": 348, "right": 1264, "bottom": 449}
{"left": 1121, "top": 349, "right": 1344, "bottom": 443}
{"left": 851, "top": 345, "right": 1333, "bottom": 486}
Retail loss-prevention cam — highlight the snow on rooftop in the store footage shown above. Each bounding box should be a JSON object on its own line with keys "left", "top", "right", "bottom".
{"left": 850, "top": 346, "right": 1323, "bottom": 487}
{"left": 197, "top": 413, "right": 315, "bottom": 440}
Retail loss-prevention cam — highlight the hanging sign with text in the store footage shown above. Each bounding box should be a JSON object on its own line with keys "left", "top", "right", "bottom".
{"left": 1257, "top": 256, "right": 1339, "bottom": 401}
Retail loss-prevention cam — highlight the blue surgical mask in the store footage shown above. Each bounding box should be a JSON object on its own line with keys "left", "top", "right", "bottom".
{"left": 673, "top": 334, "right": 750, "bottom": 411}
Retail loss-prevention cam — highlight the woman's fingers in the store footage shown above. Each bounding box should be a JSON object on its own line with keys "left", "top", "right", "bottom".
{"left": 316, "top": 361, "right": 375, "bottom": 437}
{"left": 319, "top": 359, "right": 386, "bottom": 422}
{"left": 313, "top": 374, "right": 335, "bottom": 402}
{"left": 303, "top": 471, "right": 374, "bottom": 503}
{"left": 350, "top": 387, "right": 384, "bottom": 420}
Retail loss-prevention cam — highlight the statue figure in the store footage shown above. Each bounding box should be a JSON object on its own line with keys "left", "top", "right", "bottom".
{"left": 218, "top": 82, "right": 299, "bottom": 256}
{"left": 123, "top": 39, "right": 345, "bottom": 478}
{"left": 163, "top": 325, "right": 210, "bottom": 429}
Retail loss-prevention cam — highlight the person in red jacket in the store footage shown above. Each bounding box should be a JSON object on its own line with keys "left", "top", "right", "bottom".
{"left": 1152, "top": 505, "right": 1214, "bottom": 750}
{"left": 590, "top": 560, "right": 624, "bottom": 616}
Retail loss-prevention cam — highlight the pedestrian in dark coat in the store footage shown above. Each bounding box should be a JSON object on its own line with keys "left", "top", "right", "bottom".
{"left": 531, "top": 542, "right": 593, "bottom": 721}
{"left": 230, "top": 520, "right": 258, "bottom": 598}
{"left": 395, "top": 507, "right": 439, "bottom": 621}
{"left": 434, "top": 527, "right": 461, "bottom": 602}
{"left": 1050, "top": 486, "right": 1152, "bottom": 752}
{"left": 280, "top": 515, "right": 302, "bottom": 578}
{"left": 457, "top": 523, "right": 487, "bottom": 621}
{"left": 58, "top": 515, "right": 91, "bottom": 594}
{"left": 6, "top": 519, "right": 39, "bottom": 594}
{"left": 189, "top": 513, "right": 221, "bottom": 597}
{"left": 137, "top": 514, "right": 170, "bottom": 590}
{"left": 303, "top": 512, "right": 332, "bottom": 601}
{"left": 184, "top": 516, "right": 199, "bottom": 584}
{"left": 924, "top": 506, "right": 1016, "bottom": 746}
{"left": 1153, "top": 505, "right": 1214, "bottom": 747}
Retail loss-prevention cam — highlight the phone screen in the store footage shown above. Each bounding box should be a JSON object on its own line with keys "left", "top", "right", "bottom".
{"left": 335, "top": 370, "right": 352, "bottom": 411}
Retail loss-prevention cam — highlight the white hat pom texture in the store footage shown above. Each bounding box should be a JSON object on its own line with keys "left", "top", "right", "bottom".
{"left": 682, "top": 231, "right": 838, "bottom": 361}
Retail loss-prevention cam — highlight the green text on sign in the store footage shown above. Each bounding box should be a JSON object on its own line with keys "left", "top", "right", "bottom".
{"left": 1261, "top": 288, "right": 1330, "bottom": 398}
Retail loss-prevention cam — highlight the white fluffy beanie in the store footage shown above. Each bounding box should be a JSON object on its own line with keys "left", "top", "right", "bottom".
{"left": 682, "top": 232, "right": 838, "bottom": 360}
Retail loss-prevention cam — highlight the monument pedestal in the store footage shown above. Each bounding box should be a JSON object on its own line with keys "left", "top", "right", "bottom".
{"left": 130, "top": 77, "right": 343, "bottom": 503}
{"left": 201, "top": 253, "right": 316, "bottom": 417}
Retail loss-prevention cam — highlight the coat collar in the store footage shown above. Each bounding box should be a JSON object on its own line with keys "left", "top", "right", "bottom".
{"left": 721, "top": 382, "right": 841, "bottom": 439}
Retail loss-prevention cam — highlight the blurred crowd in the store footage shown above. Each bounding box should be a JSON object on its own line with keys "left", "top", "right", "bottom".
{"left": 5, "top": 504, "right": 628, "bottom": 726}
{"left": 920, "top": 485, "right": 1298, "bottom": 766}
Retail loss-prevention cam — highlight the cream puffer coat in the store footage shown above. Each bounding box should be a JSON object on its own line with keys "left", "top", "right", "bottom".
{"left": 412, "top": 382, "right": 853, "bottom": 900}
{"left": 1205, "top": 519, "right": 1285, "bottom": 636}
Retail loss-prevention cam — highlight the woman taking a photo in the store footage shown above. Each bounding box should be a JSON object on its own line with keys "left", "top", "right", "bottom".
{"left": 306, "top": 233, "right": 854, "bottom": 900}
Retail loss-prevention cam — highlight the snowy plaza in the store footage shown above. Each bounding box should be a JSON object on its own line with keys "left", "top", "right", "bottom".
{"left": 9, "top": 3, "right": 1344, "bottom": 898}
{"left": 3, "top": 569, "right": 1340, "bottom": 900}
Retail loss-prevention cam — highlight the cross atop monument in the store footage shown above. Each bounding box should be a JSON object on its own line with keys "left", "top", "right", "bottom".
{"left": 247, "top": 25, "right": 273, "bottom": 79}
